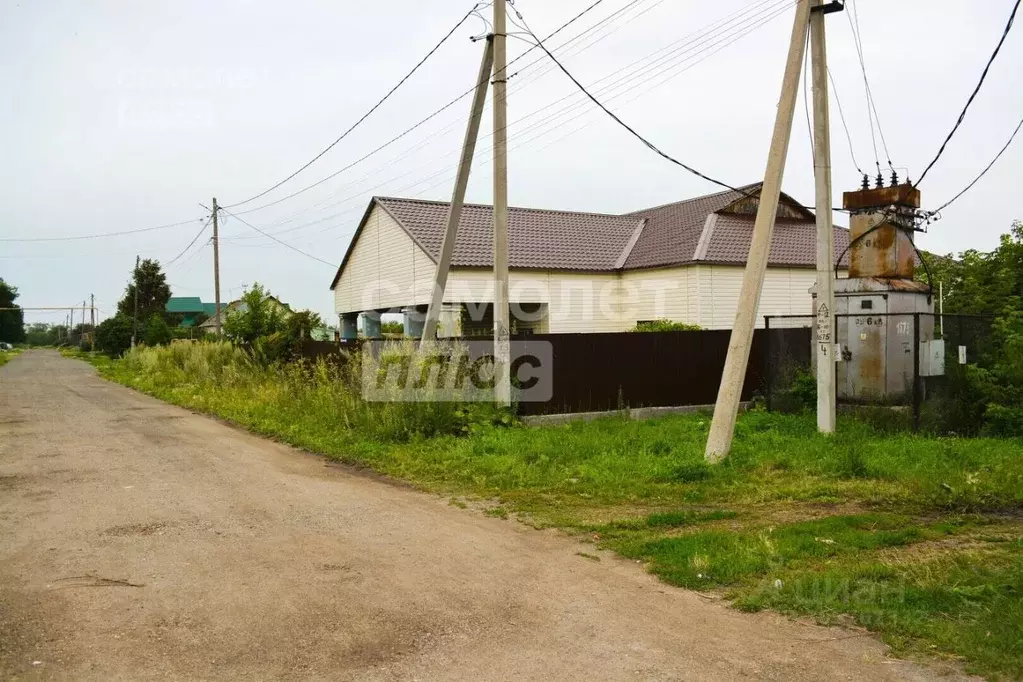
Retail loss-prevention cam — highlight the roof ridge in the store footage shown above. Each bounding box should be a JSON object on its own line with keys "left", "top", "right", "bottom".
{"left": 374, "top": 195, "right": 633, "bottom": 220}
{"left": 622, "top": 182, "right": 762, "bottom": 216}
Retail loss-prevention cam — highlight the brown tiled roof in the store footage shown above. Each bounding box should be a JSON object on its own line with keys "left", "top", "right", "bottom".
{"left": 704, "top": 215, "right": 850, "bottom": 268}
{"left": 622, "top": 185, "right": 756, "bottom": 270}
{"left": 375, "top": 197, "right": 644, "bottom": 271}
{"left": 329, "top": 185, "right": 850, "bottom": 288}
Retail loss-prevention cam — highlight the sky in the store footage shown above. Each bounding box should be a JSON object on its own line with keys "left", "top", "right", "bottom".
{"left": 2, "top": 0, "right": 1021, "bottom": 326}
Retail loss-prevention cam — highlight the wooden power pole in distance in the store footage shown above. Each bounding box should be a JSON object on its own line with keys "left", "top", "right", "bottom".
{"left": 212, "top": 198, "right": 222, "bottom": 336}
{"left": 131, "top": 254, "right": 140, "bottom": 348}
{"left": 492, "top": 0, "right": 512, "bottom": 406}
{"left": 422, "top": 37, "right": 495, "bottom": 342}
{"left": 705, "top": 0, "right": 812, "bottom": 462}
{"left": 810, "top": 0, "right": 839, "bottom": 433}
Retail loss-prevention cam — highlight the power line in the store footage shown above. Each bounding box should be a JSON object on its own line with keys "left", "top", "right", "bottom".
{"left": 165, "top": 216, "right": 213, "bottom": 267}
{"left": 514, "top": 7, "right": 775, "bottom": 198}
{"left": 221, "top": 2, "right": 484, "bottom": 210}
{"left": 217, "top": 208, "right": 336, "bottom": 267}
{"left": 0, "top": 217, "right": 204, "bottom": 243}
{"left": 231, "top": 0, "right": 789, "bottom": 243}
{"left": 226, "top": 0, "right": 616, "bottom": 218}
{"left": 934, "top": 114, "right": 1023, "bottom": 214}
{"left": 231, "top": 0, "right": 791, "bottom": 249}
{"left": 827, "top": 67, "right": 864, "bottom": 175}
{"left": 846, "top": 0, "right": 892, "bottom": 174}
{"left": 916, "top": 0, "right": 1021, "bottom": 187}
{"left": 233, "top": 0, "right": 797, "bottom": 248}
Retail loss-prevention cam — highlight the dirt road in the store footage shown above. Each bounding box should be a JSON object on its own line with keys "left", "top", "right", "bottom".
{"left": 0, "top": 350, "right": 971, "bottom": 681}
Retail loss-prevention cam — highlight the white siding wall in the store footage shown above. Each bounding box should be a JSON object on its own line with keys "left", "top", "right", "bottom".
{"left": 689, "top": 265, "right": 826, "bottom": 329}
{"left": 334, "top": 214, "right": 836, "bottom": 332}
{"left": 333, "top": 205, "right": 436, "bottom": 313}
{"left": 445, "top": 270, "right": 624, "bottom": 333}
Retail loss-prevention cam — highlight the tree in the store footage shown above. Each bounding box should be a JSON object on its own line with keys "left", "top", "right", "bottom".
{"left": 144, "top": 315, "right": 172, "bottom": 347}
{"left": 0, "top": 279, "right": 26, "bottom": 344}
{"left": 25, "top": 323, "right": 59, "bottom": 346}
{"left": 223, "top": 283, "right": 284, "bottom": 344}
{"left": 95, "top": 315, "right": 134, "bottom": 357}
{"left": 116, "top": 259, "right": 172, "bottom": 325}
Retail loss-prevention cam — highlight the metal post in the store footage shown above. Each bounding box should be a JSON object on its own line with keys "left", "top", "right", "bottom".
{"left": 706, "top": 0, "right": 811, "bottom": 462}
{"left": 939, "top": 280, "right": 944, "bottom": 338}
{"left": 492, "top": 0, "right": 512, "bottom": 406}
{"left": 212, "top": 198, "right": 222, "bottom": 336}
{"left": 912, "top": 312, "right": 921, "bottom": 433}
{"left": 131, "top": 254, "right": 140, "bottom": 348}
{"left": 423, "top": 37, "right": 495, "bottom": 343}
{"left": 810, "top": 0, "right": 836, "bottom": 434}
{"left": 765, "top": 316, "right": 773, "bottom": 412}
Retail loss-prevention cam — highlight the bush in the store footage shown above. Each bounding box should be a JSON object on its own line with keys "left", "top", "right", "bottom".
{"left": 632, "top": 320, "right": 702, "bottom": 332}
{"left": 144, "top": 315, "right": 172, "bottom": 347}
{"left": 95, "top": 315, "right": 134, "bottom": 357}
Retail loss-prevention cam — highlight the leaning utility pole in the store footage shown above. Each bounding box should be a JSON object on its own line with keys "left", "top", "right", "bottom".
{"left": 212, "top": 198, "right": 223, "bottom": 336}
{"left": 706, "top": 0, "right": 811, "bottom": 462}
{"left": 422, "top": 37, "right": 495, "bottom": 342}
{"left": 90, "top": 293, "right": 96, "bottom": 350}
{"left": 492, "top": 0, "right": 512, "bottom": 406}
{"left": 810, "top": 0, "right": 838, "bottom": 433}
{"left": 131, "top": 254, "right": 140, "bottom": 348}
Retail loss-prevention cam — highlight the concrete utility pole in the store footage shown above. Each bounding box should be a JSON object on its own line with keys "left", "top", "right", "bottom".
{"left": 422, "top": 37, "right": 495, "bottom": 342}
{"left": 90, "top": 293, "right": 96, "bottom": 350}
{"left": 132, "top": 254, "right": 140, "bottom": 349}
{"left": 212, "top": 198, "right": 223, "bottom": 336}
{"left": 492, "top": 0, "right": 512, "bottom": 406}
{"left": 810, "top": 0, "right": 837, "bottom": 433}
{"left": 706, "top": 0, "right": 811, "bottom": 462}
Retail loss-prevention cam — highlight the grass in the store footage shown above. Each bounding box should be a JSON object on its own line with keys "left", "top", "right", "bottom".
{"left": 0, "top": 347, "right": 22, "bottom": 367}
{"left": 66, "top": 344, "right": 1023, "bottom": 679}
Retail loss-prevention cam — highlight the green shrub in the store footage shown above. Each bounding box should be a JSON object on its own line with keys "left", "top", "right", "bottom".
{"left": 631, "top": 320, "right": 702, "bottom": 332}
{"left": 144, "top": 315, "right": 172, "bottom": 347}
{"left": 95, "top": 315, "right": 134, "bottom": 357}
{"left": 112, "top": 340, "right": 515, "bottom": 445}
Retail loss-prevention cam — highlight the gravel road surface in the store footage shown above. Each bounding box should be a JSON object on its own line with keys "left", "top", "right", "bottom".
{"left": 0, "top": 350, "right": 973, "bottom": 680}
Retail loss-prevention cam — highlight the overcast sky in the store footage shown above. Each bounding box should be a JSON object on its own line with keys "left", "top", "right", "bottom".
{"left": 2, "top": 0, "right": 1021, "bottom": 326}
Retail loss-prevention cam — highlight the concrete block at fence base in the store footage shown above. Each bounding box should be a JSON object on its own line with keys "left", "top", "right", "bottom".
{"left": 522, "top": 402, "right": 752, "bottom": 427}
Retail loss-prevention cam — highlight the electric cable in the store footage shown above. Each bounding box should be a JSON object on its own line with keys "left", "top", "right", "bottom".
{"left": 217, "top": 208, "right": 336, "bottom": 267}
{"left": 221, "top": 2, "right": 486, "bottom": 209}
{"left": 933, "top": 114, "right": 1022, "bottom": 214}
{"left": 0, "top": 217, "right": 205, "bottom": 243}
{"left": 915, "top": 0, "right": 1020, "bottom": 187}
{"left": 165, "top": 215, "right": 213, "bottom": 267}
{"left": 224, "top": 0, "right": 617, "bottom": 218}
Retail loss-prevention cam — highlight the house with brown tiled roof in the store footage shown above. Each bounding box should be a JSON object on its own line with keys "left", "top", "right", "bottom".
{"left": 329, "top": 183, "right": 848, "bottom": 336}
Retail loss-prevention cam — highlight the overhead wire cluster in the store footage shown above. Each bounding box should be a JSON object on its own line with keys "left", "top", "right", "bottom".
{"left": 225, "top": 0, "right": 794, "bottom": 249}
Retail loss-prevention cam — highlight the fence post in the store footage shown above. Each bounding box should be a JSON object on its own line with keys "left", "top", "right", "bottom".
{"left": 765, "top": 316, "right": 773, "bottom": 412}
{"left": 912, "top": 312, "right": 921, "bottom": 433}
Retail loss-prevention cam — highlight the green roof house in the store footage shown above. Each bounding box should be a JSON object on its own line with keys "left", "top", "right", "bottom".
{"left": 166, "top": 297, "right": 224, "bottom": 327}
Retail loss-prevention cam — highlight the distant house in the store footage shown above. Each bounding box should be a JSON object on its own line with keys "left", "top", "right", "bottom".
{"left": 197, "top": 295, "right": 291, "bottom": 333}
{"left": 329, "top": 182, "right": 850, "bottom": 336}
{"left": 165, "top": 297, "right": 223, "bottom": 328}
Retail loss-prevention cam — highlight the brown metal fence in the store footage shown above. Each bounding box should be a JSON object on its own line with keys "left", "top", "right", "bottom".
{"left": 297, "top": 329, "right": 808, "bottom": 416}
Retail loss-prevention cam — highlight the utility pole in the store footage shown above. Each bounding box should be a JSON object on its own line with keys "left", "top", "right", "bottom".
{"left": 132, "top": 254, "right": 140, "bottom": 348}
{"left": 810, "top": 0, "right": 837, "bottom": 433}
{"left": 212, "top": 198, "right": 222, "bottom": 336}
{"left": 90, "top": 293, "right": 96, "bottom": 349}
{"left": 492, "top": 0, "right": 512, "bottom": 406}
{"left": 422, "top": 37, "right": 495, "bottom": 342}
{"left": 706, "top": 0, "right": 811, "bottom": 462}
